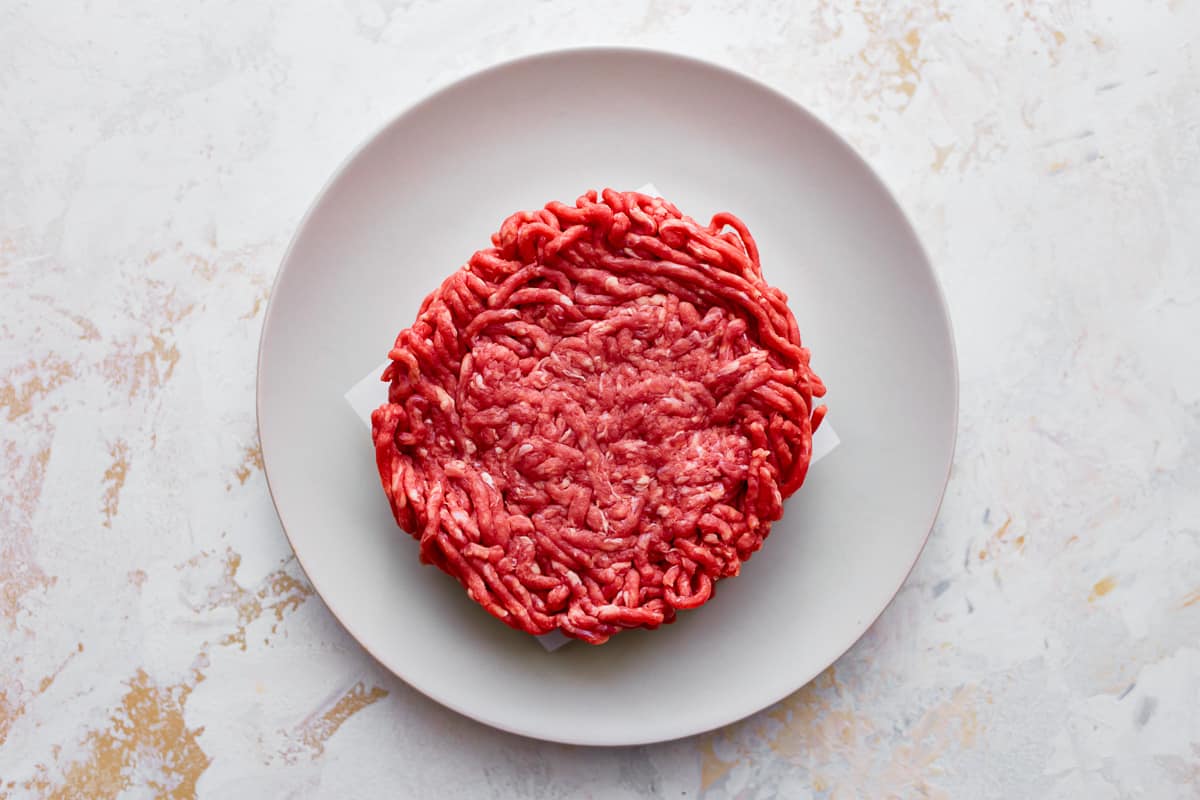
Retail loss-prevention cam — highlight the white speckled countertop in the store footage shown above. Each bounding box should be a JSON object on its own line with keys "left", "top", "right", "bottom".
{"left": 2, "top": 1, "right": 1199, "bottom": 797}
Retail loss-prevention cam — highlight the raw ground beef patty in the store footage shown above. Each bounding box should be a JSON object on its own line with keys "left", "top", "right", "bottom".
{"left": 371, "top": 189, "right": 826, "bottom": 644}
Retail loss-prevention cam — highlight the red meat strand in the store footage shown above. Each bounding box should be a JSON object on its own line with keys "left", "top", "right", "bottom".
{"left": 371, "top": 189, "right": 826, "bottom": 644}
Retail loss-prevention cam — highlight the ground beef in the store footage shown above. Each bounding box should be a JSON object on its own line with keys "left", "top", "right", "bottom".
{"left": 371, "top": 189, "right": 826, "bottom": 644}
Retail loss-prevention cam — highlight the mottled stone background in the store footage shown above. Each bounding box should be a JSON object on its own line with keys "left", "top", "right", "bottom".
{"left": 2, "top": 1, "right": 1198, "bottom": 797}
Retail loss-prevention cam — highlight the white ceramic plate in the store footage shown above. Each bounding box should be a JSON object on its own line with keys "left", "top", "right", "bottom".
{"left": 257, "top": 48, "right": 957, "bottom": 746}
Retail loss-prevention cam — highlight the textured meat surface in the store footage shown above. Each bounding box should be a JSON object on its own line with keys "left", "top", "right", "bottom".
{"left": 371, "top": 189, "right": 826, "bottom": 644}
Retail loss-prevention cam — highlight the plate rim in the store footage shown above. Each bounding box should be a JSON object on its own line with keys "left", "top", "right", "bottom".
{"left": 256, "top": 45, "right": 959, "bottom": 746}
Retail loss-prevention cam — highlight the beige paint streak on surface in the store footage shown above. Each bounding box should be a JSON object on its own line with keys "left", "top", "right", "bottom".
{"left": 29, "top": 669, "right": 210, "bottom": 799}
{"left": 99, "top": 282, "right": 193, "bottom": 400}
{"left": 1089, "top": 576, "right": 1117, "bottom": 602}
{"left": 241, "top": 286, "right": 271, "bottom": 321}
{"left": 233, "top": 443, "right": 264, "bottom": 486}
{"left": 853, "top": 4, "right": 946, "bottom": 109}
{"left": 811, "top": 1, "right": 948, "bottom": 110}
{"left": 1019, "top": 1, "right": 1070, "bottom": 62}
{"left": 1180, "top": 589, "right": 1200, "bottom": 609}
{"left": 0, "top": 686, "right": 31, "bottom": 752}
{"left": 878, "top": 686, "right": 981, "bottom": 797}
{"left": 0, "top": 645, "right": 83, "bottom": 748}
{"left": 766, "top": 667, "right": 874, "bottom": 765}
{"left": 185, "top": 549, "right": 314, "bottom": 650}
{"left": 291, "top": 682, "right": 389, "bottom": 759}
{"left": 931, "top": 143, "right": 955, "bottom": 172}
{"left": 29, "top": 295, "right": 102, "bottom": 341}
{"left": 186, "top": 252, "right": 217, "bottom": 281}
{"left": 0, "top": 690, "right": 19, "bottom": 749}
{"left": 891, "top": 28, "right": 923, "bottom": 99}
{"left": 101, "top": 333, "right": 183, "bottom": 400}
{"left": 765, "top": 670, "right": 982, "bottom": 797}
{"left": 697, "top": 737, "right": 735, "bottom": 792}
{"left": 101, "top": 440, "right": 130, "bottom": 528}
{"left": 69, "top": 314, "right": 102, "bottom": 342}
{"left": 1, "top": 357, "right": 76, "bottom": 421}
{"left": 1, "top": 441, "right": 56, "bottom": 630}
